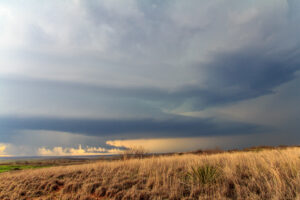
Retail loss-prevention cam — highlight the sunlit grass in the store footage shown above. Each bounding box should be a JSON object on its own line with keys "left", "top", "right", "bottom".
{"left": 0, "top": 147, "right": 299, "bottom": 199}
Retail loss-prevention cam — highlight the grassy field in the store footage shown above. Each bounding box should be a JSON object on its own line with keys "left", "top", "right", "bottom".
{"left": 0, "top": 147, "right": 299, "bottom": 200}
{"left": 0, "top": 157, "right": 110, "bottom": 173}
{"left": 0, "top": 165, "right": 48, "bottom": 173}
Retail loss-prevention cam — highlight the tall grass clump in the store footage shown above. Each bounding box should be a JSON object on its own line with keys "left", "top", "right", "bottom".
{"left": 186, "top": 164, "right": 220, "bottom": 185}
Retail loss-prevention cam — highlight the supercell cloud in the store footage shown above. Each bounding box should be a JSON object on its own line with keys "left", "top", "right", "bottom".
{"left": 0, "top": 0, "right": 300, "bottom": 156}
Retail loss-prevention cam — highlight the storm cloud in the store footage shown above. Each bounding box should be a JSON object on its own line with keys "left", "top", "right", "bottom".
{"left": 0, "top": 0, "right": 300, "bottom": 156}
{"left": 0, "top": 115, "right": 262, "bottom": 139}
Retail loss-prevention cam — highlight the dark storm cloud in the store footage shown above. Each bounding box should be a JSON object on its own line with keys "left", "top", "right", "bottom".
{"left": 3, "top": 39, "right": 300, "bottom": 112}
{"left": 2, "top": 43, "right": 300, "bottom": 116}
{"left": 0, "top": 115, "right": 262, "bottom": 139}
{"left": 2, "top": 0, "right": 300, "bottom": 114}
{"left": 194, "top": 46, "right": 300, "bottom": 108}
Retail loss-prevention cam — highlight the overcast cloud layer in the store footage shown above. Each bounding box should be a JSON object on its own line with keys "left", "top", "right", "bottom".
{"left": 1, "top": 0, "right": 300, "bottom": 156}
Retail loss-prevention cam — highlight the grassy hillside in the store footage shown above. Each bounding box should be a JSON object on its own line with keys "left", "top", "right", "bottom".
{"left": 0, "top": 147, "right": 299, "bottom": 200}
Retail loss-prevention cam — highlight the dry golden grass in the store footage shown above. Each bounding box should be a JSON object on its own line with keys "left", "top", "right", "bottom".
{"left": 0, "top": 147, "right": 300, "bottom": 200}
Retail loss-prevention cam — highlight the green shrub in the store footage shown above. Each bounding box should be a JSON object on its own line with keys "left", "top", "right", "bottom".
{"left": 186, "top": 164, "right": 220, "bottom": 185}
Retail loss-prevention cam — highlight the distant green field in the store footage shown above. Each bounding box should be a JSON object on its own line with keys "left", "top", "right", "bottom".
{"left": 0, "top": 165, "right": 48, "bottom": 173}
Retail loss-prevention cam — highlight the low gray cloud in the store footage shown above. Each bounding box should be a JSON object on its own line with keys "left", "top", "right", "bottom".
{"left": 0, "top": 115, "right": 263, "bottom": 141}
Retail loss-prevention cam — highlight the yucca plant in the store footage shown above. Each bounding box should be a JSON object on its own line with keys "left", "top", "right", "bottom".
{"left": 186, "top": 164, "right": 220, "bottom": 185}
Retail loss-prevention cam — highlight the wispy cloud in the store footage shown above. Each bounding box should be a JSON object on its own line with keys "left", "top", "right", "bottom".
{"left": 0, "top": 144, "right": 7, "bottom": 155}
{"left": 37, "top": 145, "right": 122, "bottom": 156}
{"left": 0, "top": 143, "right": 12, "bottom": 157}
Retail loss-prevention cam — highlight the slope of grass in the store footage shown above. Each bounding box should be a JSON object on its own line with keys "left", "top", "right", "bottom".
{"left": 0, "top": 147, "right": 300, "bottom": 200}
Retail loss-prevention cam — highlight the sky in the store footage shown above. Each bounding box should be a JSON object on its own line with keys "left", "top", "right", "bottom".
{"left": 1, "top": 0, "right": 300, "bottom": 157}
